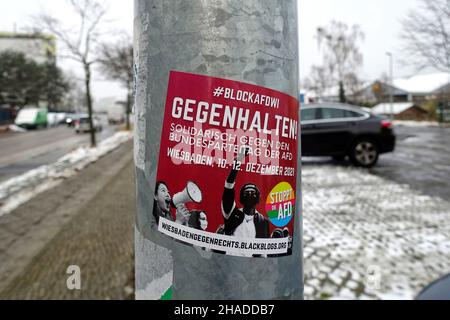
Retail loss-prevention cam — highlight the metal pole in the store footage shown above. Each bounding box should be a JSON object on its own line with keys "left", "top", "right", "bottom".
{"left": 134, "top": 0, "right": 303, "bottom": 300}
{"left": 386, "top": 52, "right": 394, "bottom": 121}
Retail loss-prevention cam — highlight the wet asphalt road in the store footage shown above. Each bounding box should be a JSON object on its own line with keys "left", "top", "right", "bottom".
{"left": 372, "top": 125, "right": 450, "bottom": 201}
{"left": 0, "top": 123, "right": 117, "bottom": 183}
{"left": 303, "top": 125, "right": 450, "bottom": 201}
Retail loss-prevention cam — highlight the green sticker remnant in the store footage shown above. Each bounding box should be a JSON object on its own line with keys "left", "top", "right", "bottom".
{"left": 160, "top": 287, "right": 173, "bottom": 300}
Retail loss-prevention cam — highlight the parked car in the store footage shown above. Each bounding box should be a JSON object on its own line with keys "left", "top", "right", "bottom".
{"left": 14, "top": 108, "right": 48, "bottom": 130}
{"left": 107, "top": 103, "right": 125, "bottom": 125}
{"left": 56, "top": 113, "right": 68, "bottom": 126}
{"left": 47, "top": 113, "right": 61, "bottom": 127}
{"left": 301, "top": 103, "right": 396, "bottom": 168}
{"left": 75, "top": 116, "right": 103, "bottom": 134}
{"left": 66, "top": 113, "right": 85, "bottom": 127}
{"left": 416, "top": 274, "right": 450, "bottom": 300}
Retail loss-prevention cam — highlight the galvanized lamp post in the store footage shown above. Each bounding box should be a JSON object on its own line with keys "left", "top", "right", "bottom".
{"left": 134, "top": 0, "right": 303, "bottom": 300}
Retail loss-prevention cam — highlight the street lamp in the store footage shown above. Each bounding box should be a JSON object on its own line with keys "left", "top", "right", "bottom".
{"left": 386, "top": 52, "right": 394, "bottom": 121}
{"left": 134, "top": 0, "right": 303, "bottom": 300}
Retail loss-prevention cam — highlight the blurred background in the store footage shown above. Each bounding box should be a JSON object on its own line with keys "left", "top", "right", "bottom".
{"left": 0, "top": 0, "right": 449, "bottom": 300}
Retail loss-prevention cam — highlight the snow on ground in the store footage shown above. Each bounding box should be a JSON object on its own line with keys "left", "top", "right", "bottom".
{"left": 393, "top": 121, "right": 445, "bottom": 128}
{"left": 8, "top": 125, "right": 27, "bottom": 133}
{"left": 302, "top": 164, "right": 450, "bottom": 300}
{"left": 2, "top": 127, "right": 448, "bottom": 300}
{"left": 0, "top": 132, "right": 132, "bottom": 217}
{"left": 134, "top": 161, "right": 450, "bottom": 300}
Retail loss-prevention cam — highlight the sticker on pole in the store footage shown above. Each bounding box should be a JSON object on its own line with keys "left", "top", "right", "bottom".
{"left": 152, "top": 71, "right": 299, "bottom": 258}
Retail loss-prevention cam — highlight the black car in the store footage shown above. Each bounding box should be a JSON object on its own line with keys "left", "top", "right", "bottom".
{"left": 301, "top": 103, "right": 396, "bottom": 168}
{"left": 416, "top": 274, "right": 450, "bottom": 300}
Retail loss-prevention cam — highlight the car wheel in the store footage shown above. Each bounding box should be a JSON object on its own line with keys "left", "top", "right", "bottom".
{"left": 349, "top": 139, "right": 379, "bottom": 168}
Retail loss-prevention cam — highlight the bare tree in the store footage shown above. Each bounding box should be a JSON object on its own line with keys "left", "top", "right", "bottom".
{"left": 98, "top": 35, "right": 133, "bottom": 131}
{"left": 303, "top": 66, "right": 330, "bottom": 102}
{"left": 306, "top": 21, "right": 365, "bottom": 103}
{"left": 344, "top": 72, "right": 366, "bottom": 103}
{"left": 34, "top": 0, "right": 109, "bottom": 147}
{"left": 63, "top": 73, "right": 88, "bottom": 113}
{"left": 401, "top": 0, "right": 450, "bottom": 72}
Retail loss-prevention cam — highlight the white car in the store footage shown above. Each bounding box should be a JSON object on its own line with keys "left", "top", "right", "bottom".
{"left": 75, "top": 116, "right": 103, "bottom": 134}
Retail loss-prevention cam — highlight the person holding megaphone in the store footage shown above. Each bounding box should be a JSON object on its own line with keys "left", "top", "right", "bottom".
{"left": 153, "top": 180, "right": 207, "bottom": 230}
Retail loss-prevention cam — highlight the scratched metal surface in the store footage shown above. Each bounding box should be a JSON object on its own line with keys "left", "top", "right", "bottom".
{"left": 134, "top": 0, "right": 303, "bottom": 300}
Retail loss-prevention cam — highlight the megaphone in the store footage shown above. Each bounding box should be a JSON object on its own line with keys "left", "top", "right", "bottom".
{"left": 172, "top": 181, "right": 203, "bottom": 207}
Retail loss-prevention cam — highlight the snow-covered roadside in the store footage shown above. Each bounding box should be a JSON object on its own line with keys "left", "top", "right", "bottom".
{"left": 0, "top": 131, "right": 132, "bottom": 217}
{"left": 394, "top": 120, "right": 446, "bottom": 128}
{"left": 303, "top": 164, "right": 450, "bottom": 300}
{"left": 8, "top": 125, "right": 27, "bottom": 133}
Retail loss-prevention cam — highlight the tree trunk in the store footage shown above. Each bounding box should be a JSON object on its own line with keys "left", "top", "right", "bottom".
{"left": 126, "top": 82, "right": 131, "bottom": 131}
{"left": 339, "top": 81, "right": 346, "bottom": 103}
{"left": 84, "top": 64, "right": 96, "bottom": 148}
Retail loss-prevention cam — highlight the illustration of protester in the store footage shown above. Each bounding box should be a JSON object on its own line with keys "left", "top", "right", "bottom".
{"left": 153, "top": 181, "right": 206, "bottom": 228}
{"left": 153, "top": 181, "right": 174, "bottom": 226}
{"left": 270, "top": 227, "right": 293, "bottom": 257}
{"left": 221, "top": 151, "right": 270, "bottom": 239}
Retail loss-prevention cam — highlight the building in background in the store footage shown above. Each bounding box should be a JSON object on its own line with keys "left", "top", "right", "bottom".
{"left": 356, "top": 81, "right": 410, "bottom": 105}
{"left": 393, "top": 73, "right": 450, "bottom": 105}
{"left": 0, "top": 32, "right": 56, "bottom": 64}
{"left": 0, "top": 104, "right": 14, "bottom": 126}
{"left": 372, "top": 102, "right": 429, "bottom": 121}
{"left": 303, "top": 72, "right": 450, "bottom": 108}
{"left": 355, "top": 72, "right": 450, "bottom": 107}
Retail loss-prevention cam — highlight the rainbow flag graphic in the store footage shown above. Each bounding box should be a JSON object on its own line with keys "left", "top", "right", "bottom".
{"left": 265, "top": 182, "right": 296, "bottom": 228}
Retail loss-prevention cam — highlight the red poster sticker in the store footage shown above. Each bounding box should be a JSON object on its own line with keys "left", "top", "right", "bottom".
{"left": 153, "top": 71, "right": 299, "bottom": 258}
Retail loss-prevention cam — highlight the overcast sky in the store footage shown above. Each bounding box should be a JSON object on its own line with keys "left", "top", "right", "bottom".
{"left": 1, "top": 0, "right": 425, "bottom": 101}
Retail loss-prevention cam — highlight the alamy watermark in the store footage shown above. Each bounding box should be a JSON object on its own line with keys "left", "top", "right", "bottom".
{"left": 66, "top": 265, "right": 81, "bottom": 291}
